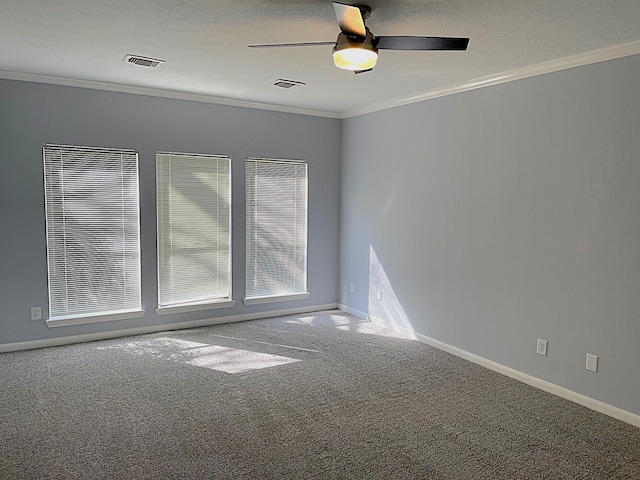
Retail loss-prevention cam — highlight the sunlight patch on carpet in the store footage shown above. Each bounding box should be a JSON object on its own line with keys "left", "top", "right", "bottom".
{"left": 97, "top": 337, "right": 300, "bottom": 373}
{"left": 285, "top": 313, "right": 409, "bottom": 338}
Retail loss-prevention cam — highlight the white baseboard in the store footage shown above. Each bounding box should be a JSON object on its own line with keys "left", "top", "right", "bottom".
{"left": 337, "top": 303, "right": 368, "bottom": 320}
{"left": 413, "top": 332, "right": 640, "bottom": 428}
{"left": 338, "top": 304, "right": 416, "bottom": 338}
{"left": 0, "top": 303, "right": 338, "bottom": 353}
{"left": 9, "top": 302, "right": 638, "bottom": 428}
{"left": 368, "top": 314, "right": 417, "bottom": 340}
{"left": 336, "top": 304, "right": 640, "bottom": 428}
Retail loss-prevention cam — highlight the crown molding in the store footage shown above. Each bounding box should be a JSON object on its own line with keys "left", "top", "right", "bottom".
{"left": 3, "top": 40, "right": 640, "bottom": 120}
{"left": 342, "top": 39, "right": 640, "bottom": 118}
{"left": 0, "top": 70, "right": 341, "bottom": 119}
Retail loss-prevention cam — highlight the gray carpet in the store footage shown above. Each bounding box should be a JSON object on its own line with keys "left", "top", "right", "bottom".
{"left": 1, "top": 310, "right": 638, "bottom": 479}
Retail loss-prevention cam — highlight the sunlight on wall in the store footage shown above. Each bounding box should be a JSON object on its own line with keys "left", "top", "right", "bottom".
{"left": 98, "top": 337, "right": 300, "bottom": 374}
{"left": 369, "top": 245, "right": 415, "bottom": 339}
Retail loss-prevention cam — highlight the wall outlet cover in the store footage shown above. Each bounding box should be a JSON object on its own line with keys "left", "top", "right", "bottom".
{"left": 536, "top": 338, "right": 548, "bottom": 356}
{"left": 586, "top": 353, "right": 599, "bottom": 372}
{"left": 30, "top": 306, "right": 42, "bottom": 320}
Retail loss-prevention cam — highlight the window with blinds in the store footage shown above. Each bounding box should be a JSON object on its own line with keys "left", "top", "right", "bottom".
{"left": 156, "top": 152, "right": 233, "bottom": 313}
{"left": 245, "top": 158, "right": 309, "bottom": 304}
{"left": 43, "top": 144, "right": 142, "bottom": 324}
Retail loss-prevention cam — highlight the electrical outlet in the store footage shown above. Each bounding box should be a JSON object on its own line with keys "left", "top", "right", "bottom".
{"left": 377, "top": 289, "right": 383, "bottom": 301}
{"left": 350, "top": 283, "right": 355, "bottom": 294}
{"left": 30, "top": 306, "right": 42, "bottom": 321}
{"left": 586, "top": 353, "right": 598, "bottom": 373}
{"left": 536, "top": 338, "right": 548, "bottom": 356}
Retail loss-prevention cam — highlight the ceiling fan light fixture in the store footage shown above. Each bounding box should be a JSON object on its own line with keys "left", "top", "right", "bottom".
{"left": 332, "top": 30, "right": 378, "bottom": 71}
{"left": 333, "top": 45, "right": 378, "bottom": 70}
{"left": 249, "top": 3, "right": 469, "bottom": 72}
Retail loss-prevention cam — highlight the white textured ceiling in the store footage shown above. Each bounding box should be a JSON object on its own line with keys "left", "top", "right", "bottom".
{"left": 2, "top": 0, "right": 640, "bottom": 117}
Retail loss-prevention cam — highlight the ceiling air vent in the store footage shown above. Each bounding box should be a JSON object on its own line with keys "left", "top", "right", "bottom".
{"left": 272, "top": 79, "right": 306, "bottom": 89}
{"left": 123, "top": 54, "right": 165, "bottom": 68}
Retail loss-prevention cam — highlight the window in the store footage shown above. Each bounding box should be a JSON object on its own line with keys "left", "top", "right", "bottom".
{"left": 43, "top": 144, "right": 143, "bottom": 326}
{"left": 156, "top": 152, "right": 233, "bottom": 314}
{"left": 245, "top": 158, "right": 309, "bottom": 304}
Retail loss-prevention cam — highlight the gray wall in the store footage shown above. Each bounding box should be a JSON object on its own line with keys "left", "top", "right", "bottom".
{"left": 0, "top": 79, "right": 340, "bottom": 345}
{"left": 340, "top": 55, "right": 640, "bottom": 416}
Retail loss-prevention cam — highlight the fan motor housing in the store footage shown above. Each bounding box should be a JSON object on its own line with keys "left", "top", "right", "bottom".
{"left": 354, "top": 4, "right": 372, "bottom": 20}
{"left": 333, "top": 29, "right": 378, "bottom": 52}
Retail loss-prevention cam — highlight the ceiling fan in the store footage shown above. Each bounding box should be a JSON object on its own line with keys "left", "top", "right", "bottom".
{"left": 248, "top": 2, "right": 469, "bottom": 74}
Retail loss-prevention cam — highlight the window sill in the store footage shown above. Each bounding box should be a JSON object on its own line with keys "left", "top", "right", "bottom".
{"left": 156, "top": 300, "right": 236, "bottom": 315}
{"left": 46, "top": 309, "right": 145, "bottom": 328}
{"left": 243, "top": 292, "right": 310, "bottom": 306}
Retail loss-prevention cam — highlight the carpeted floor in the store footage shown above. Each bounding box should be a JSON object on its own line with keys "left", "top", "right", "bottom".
{"left": 1, "top": 310, "right": 639, "bottom": 479}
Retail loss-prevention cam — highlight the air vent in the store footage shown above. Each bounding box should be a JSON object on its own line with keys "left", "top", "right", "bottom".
{"left": 272, "top": 79, "right": 306, "bottom": 89}
{"left": 123, "top": 54, "right": 165, "bottom": 68}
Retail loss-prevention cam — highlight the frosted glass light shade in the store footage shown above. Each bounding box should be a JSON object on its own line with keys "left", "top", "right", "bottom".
{"left": 333, "top": 47, "right": 378, "bottom": 70}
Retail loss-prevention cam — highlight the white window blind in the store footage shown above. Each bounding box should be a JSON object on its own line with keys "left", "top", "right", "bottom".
{"left": 43, "top": 144, "right": 142, "bottom": 321}
{"left": 156, "top": 152, "right": 231, "bottom": 309}
{"left": 245, "top": 158, "right": 308, "bottom": 301}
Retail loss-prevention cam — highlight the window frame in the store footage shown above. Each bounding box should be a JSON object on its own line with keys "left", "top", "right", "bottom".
{"left": 42, "top": 143, "right": 144, "bottom": 327}
{"left": 155, "top": 151, "right": 235, "bottom": 315}
{"left": 243, "top": 157, "right": 310, "bottom": 305}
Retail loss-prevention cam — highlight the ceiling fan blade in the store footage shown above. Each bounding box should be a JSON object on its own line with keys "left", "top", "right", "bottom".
{"left": 375, "top": 36, "right": 469, "bottom": 51}
{"left": 248, "top": 41, "right": 336, "bottom": 48}
{"left": 333, "top": 2, "right": 367, "bottom": 37}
